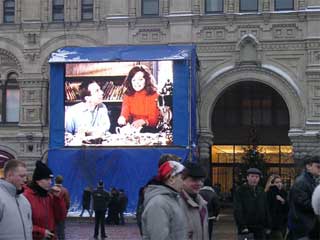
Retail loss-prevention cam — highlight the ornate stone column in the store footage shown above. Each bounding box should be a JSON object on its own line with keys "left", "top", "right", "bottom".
{"left": 198, "top": 129, "right": 214, "bottom": 177}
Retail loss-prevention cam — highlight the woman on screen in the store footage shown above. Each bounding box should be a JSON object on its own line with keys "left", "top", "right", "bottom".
{"left": 117, "top": 65, "right": 160, "bottom": 132}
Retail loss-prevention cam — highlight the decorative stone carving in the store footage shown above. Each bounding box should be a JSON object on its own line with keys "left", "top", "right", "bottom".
{"left": 133, "top": 28, "right": 166, "bottom": 43}
{"left": 22, "top": 89, "right": 40, "bottom": 102}
{"left": 272, "top": 24, "right": 299, "bottom": 39}
{"left": 197, "top": 26, "right": 225, "bottom": 41}
{"left": 262, "top": 0, "right": 270, "bottom": 11}
{"left": 226, "top": 0, "right": 235, "bottom": 13}
{"left": 314, "top": 86, "right": 320, "bottom": 97}
{"left": 192, "top": 0, "right": 200, "bottom": 14}
{"left": 262, "top": 42, "right": 305, "bottom": 51}
{"left": 0, "top": 50, "right": 21, "bottom": 72}
{"left": 307, "top": 51, "right": 320, "bottom": 65}
{"left": 236, "top": 34, "right": 261, "bottom": 64}
{"left": 24, "top": 32, "right": 39, "bottom": 44}
{"left": 238, "top": 25, "right": 261, "bottom": 39}
{"left": 23, "top": 108, "right": 40, "bottom": 122}
{"left": 0, "top": 53, "right": 16, "bottom": 66}
{"left": 163, "top": 0, "right": 169, "bottom": 15}
{"left": 24, "top": 50, "right": 40, "bottom": 63}
{"left": 298, "top": 0, "right": 306, "bottom": 9}
{"left": 311, "top": 102, "right": 320, "bottom": 117}
{"left": 197, "top": 44, "right": 235, "bottom": 53}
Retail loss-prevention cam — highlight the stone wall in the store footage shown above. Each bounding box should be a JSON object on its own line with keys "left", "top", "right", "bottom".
{"left": 0, "top": 0, "right": 318, "bottom": 171}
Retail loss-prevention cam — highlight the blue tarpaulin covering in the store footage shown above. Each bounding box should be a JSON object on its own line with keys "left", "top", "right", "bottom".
{"left": 48, "top": 45, "right": 198, "bottom": 213}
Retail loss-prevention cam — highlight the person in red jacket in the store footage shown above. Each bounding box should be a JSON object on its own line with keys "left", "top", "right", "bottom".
{"left": 24, "top": 161, "right": 67, "bottom": 240}
{"left": 117, "top": 65, "right": 160, "bottom": 132}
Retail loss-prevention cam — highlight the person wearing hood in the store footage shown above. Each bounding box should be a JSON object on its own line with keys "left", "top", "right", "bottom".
{"left": 0, "top": 159, "right": 32, "bottom": 240}
{"left": 92, "top": 180, "right": 110, "bottom": 239}
{"left": 141, "top": 160, "right": 188, "bottom": 240}
{"left": 23, "top": 161, "right": 67, "bottom": 240}
{"left": 180, "top": 162, "right": 209, "bottom": 240}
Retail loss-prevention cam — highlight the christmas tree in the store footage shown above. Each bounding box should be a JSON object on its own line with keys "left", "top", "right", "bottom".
{"left": 238, "top": 144, "right": 267, "bottom": 185}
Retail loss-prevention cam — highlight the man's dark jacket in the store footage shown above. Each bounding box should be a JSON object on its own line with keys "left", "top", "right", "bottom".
{"left": 92, "top": 186, "right": 110, "bottom": 211}
{"left": 288, "top": 170, "right": 319, "bottom": 238}
{"left": 233, "top": 183, "right": 270, "bottom": 232}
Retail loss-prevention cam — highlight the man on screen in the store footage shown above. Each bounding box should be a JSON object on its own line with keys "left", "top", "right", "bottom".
{"left": 65, "top": 81, "right": 110, "bottom": 138}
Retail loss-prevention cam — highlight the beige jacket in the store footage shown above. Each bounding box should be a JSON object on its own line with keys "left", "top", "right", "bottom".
{"left": 180, "top": 189, "right": 209, "bottom": 240}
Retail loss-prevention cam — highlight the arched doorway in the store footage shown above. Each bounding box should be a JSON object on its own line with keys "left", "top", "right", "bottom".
{"left": 0, "top": 150, "right": 15, "bottom": 178}
{"left": 210, "top": 81, "right": 296, "bottom": 201}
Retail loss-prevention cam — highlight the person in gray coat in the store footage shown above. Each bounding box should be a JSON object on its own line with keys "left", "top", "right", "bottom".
{"left": 180, "top": 162, "right": 209, "bottom": 240}
{"left": 0, "top": 159, "right": 32, "bottom": 240}
{"left": 142, "top": 160, "right": 188, "bottom": 240}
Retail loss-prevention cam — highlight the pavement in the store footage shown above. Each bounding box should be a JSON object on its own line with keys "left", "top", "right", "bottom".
{"left": 65, "top": 207, "right": 237, "bottom": 240}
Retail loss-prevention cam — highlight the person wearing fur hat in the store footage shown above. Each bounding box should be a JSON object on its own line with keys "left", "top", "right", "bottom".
{"left": 288, "top": 155, "right": 320, "bottom": 240}
{"left": 23, "top": 161, "right": 67, "bottom": 240}
{"left": 179, "top": 162, "right": 209, "bottom": 240}
{"left": 141, "top": 160, "right": 188, "bottom": 240}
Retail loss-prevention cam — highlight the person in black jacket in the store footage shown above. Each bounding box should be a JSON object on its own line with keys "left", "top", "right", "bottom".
{"left": 92, "top": 180, "right": 110, "bottom": 239}
{"left": 80, "top": 186, "right": 93, "bottom": 217}
{"left": 105, "top": 187, "right": 120, "bottom": 225}
{"left": 234, "top": 168, "right": 271, "bottom": 240}
{"left": 200, "top": 178, "right": 220, "bottom": 240}
{"left": 287, "top": 155, "right": 320, "bottom": 240}
{"left": 265, "top": 174, "right": 288, "bottom": 240}
{"left": 118, "top": 189, "right": 128, "bottom": 225}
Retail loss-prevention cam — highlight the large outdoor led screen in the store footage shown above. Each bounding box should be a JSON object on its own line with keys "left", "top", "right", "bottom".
{"left": 64, "top": 61, "right": 174, "bottom": 146}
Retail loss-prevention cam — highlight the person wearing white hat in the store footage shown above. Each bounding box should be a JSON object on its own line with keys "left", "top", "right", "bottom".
{"left": 141, "top": 161, "right": 188, "bottom": 240}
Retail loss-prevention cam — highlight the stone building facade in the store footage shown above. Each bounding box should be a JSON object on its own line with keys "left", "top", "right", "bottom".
{"left": 0, "top": 0, "right": 319, "bottom": 172}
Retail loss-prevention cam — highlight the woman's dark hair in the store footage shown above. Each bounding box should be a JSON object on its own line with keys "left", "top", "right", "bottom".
{"left": 123, "top": 65, "right": 157, "bottom": 96}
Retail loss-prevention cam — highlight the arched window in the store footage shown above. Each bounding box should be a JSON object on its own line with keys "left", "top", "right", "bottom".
{"left": 3, "top": 0, "right": 15, "bottom": 23}
{"left": 81, "top": 0, "right": 93, "bottom": 20}
{"left": 0, "top": 73, "right": 20, "bottom": 123}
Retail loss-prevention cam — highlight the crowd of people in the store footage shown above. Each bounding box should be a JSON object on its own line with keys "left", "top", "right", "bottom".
{"left": 1, "top": 154, "right": 320, "bottom": 240}
{"left": 136, "top": 154, "right": 320, "bottom": 240}
{"left": 233, "top": 155, "right": 320, "bottom": 240}
{"left": 79, "top": 183, "right": 128, "bottom": 239}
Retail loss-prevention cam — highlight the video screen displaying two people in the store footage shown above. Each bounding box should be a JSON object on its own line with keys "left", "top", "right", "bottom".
{"left": 64, "top": 61, "right": 174, "bottom": 146}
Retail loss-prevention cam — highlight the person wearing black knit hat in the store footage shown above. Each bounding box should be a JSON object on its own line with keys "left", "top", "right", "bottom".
{"left": 23, "top": 161, "right": 67, "bottom": 240}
